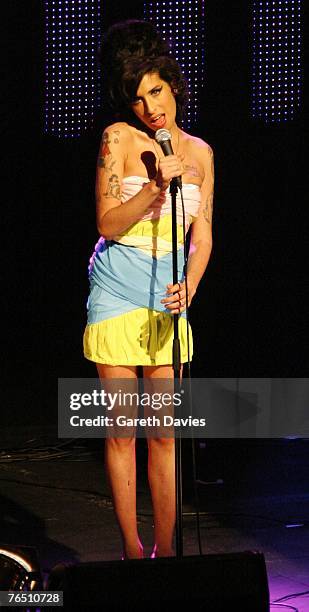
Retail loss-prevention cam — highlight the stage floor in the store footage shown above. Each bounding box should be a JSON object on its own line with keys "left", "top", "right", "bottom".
{"left": 1, "top": 430, "right": 309, "bottom": 611}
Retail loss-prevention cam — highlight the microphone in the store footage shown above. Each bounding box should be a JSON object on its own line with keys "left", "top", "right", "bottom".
{"left": 155, "top": 128, "right": 182, "bottom": 189}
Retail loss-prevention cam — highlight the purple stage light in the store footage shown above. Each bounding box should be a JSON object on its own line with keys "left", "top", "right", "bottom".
{"left": 252, "top": 0, "right": 303, "bottom": 123}
{"left": 144, "top": 0, "right": 205, "bottom": 129}
{"left": 44, "top": 0, "right": 102, "bottom": 137}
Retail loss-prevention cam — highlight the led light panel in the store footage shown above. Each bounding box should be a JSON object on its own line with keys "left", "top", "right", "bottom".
{"left": 252, "top": 0, "right": 302, "bottom": 122}
{"left": 144, "top": 1, "right": 205, "bottom": 129}
{"left": 44, "top": 0, "right": 102, "bottom": 137}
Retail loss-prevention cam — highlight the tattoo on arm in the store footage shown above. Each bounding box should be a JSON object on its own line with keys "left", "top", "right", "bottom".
{"left": 203, "top": 147, "right": 214, "bottom": 223}
{"left": 103, "top": 174, "right": 121, "bottom": 200}
{"left": 97, "top": 130, "right": 120, "bottom": 173}
{"left": 203, "top": 192, "right": 213, "bottom": 224}
{"left": 210, "top": 148, "right": 214, "bottom": 181}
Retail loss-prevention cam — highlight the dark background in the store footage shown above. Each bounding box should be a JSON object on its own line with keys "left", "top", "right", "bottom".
{"left": 1, "top": 1, "right": 307, "bottom": 432}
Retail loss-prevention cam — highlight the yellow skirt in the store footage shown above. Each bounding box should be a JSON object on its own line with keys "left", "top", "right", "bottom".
{"left": 83, "top": 307, "right": 193, "bottom": 366}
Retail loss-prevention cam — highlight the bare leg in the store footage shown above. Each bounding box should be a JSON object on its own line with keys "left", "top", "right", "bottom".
{"left": 97, "top": 364, "right": 143, "bottom": 559}
{"left": 147, "top": 436, "right": 175, "bottom": 557}
{"left": 144, "top": 365, "right": 182, "bottom": 557}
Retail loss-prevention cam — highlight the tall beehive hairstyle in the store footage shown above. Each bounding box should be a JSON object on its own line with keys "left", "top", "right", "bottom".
{"left": 98, "top": 19, "right": 189, "bottom": 123}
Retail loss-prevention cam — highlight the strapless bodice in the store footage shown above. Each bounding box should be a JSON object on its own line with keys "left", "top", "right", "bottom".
{"left": 121, "top": 176, "right": 201, "bottom": 230}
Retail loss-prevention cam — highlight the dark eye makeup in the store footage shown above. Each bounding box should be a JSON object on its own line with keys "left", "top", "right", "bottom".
{"left": 131, "top": 86, "right": 163, "bottom": 106}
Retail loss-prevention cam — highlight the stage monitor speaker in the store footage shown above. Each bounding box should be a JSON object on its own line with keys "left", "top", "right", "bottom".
{"left": 47, "top": 551, "right": 270, "bottom": 611}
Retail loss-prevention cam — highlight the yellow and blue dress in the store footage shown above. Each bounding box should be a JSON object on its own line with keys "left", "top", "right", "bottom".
{"left": 83, "top": 176, "right": 201, "bottom": 366}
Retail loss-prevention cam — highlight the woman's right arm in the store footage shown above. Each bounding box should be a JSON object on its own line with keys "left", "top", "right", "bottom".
{"left": 96, "top": 124, "right": 184, "bottom": 239}
{"left": 96, "top": 124, "right": 161, "bottom": 239}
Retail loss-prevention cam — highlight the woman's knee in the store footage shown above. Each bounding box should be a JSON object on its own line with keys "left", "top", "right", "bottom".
{"left": 105, "top": 437, "right": 136, "bottom": 451}
{"left": 147, "top": 437, "right": 175, "bottom": 452}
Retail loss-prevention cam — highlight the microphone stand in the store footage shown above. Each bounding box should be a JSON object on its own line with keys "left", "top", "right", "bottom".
{"left": 170, "top": 177, "right": 183, "bottom": 560}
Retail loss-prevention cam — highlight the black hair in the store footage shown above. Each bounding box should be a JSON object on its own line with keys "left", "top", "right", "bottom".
{"left": 98, "top": 19, "right": 189, "bottom": 124}
{"left": 99, "top": 19, "right": 171, "bottom": 64}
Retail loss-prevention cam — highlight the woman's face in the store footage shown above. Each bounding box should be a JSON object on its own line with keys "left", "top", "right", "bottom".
{"left": 130, "top": 71, "right": 177, "bottom": 133}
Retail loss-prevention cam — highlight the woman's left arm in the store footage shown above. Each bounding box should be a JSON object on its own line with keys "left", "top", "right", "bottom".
{"left": 185, "top": 144, "right": 214, "bottom": 303}
{"left": 162, "top": 144, "right": 214, "bottom": 314}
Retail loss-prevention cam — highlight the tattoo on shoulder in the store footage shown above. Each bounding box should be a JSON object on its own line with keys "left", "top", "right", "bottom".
{"left": 206, "top": 143, "right": 213, "bottom": 157}
{"left": 203, "top": 192, "right": 214, "bottom": 224}
{"left": 97, "top": 130, "right": 120, "bottom": 171}
{"left": 113, "top": 130, "right": 120, "bottom": 144}
{"left": 206, "top": 145, "right": 214, "bottom": 180}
